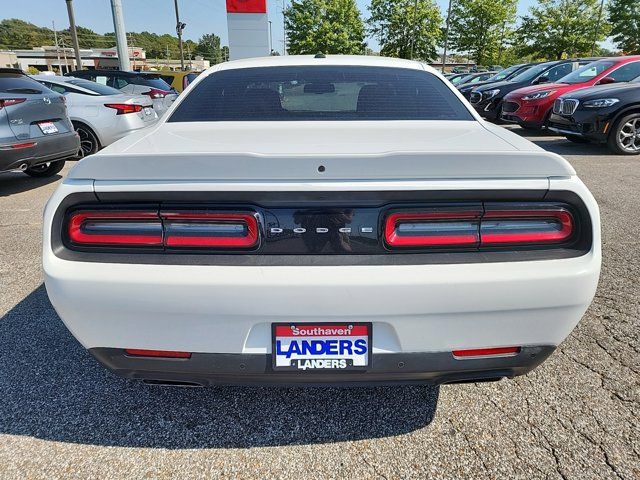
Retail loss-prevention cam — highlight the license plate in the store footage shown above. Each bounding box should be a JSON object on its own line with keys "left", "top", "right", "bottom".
{"left": 272, "top": 323, "right": 372, "bottom": 371}
{"left": 143, "top": 107, "right": 153, "bottom": 116}
{"left": 39, "top": 121, "right": 58, "bottom": 134}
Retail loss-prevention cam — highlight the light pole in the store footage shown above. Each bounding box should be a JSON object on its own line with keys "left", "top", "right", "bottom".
{"left": 110, "top": 0, "right": 130, "bottom": 70}
{"left": 65, "top": 0, "right": 83, "bottom": 70}
{"left": 174, "top": 0, "right": 186, "bottom": 70}
{"left": 268, "top": 20, "right": 273, "bottom": 54}
{"left": 409, "top": 0, "right": 419, "bottom": 59}
{"left": 441, "top": 0, "right": 454, "bottom": 72}
{"left": 591, "top": 0, "right": 606, "bottom": 56}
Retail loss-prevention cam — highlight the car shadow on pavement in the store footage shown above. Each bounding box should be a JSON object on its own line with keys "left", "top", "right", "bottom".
{"left": 509, "top": 127, "right": 614, "bottom": 157}
{"left": 0, "top": 285, "right": 439, "bottom": 449}
{"left": 0, "top": 172, "right": 62, "bottom": 196}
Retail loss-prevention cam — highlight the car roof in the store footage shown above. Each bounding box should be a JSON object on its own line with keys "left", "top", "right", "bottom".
{"left": 0, "top": 68, "right": 26, "bottom": 75}
{"left": 211, "top": 55, "right": 428, "bottom": 73}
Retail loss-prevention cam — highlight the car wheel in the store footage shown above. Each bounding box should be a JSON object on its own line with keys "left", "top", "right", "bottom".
{"left": 74, "top": 122, "right": 100, "bottom": 156}
{"left": 607, "top": 113, "right": 640, "bottom": 155}
{"left": 24, "top": 160, "right": 65, "bottom": 178}
{"left": 565, "top": 135, "right": 589, "bottom": 144}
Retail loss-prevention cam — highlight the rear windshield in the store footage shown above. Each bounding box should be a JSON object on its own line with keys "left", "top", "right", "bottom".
{"left": 0, "top": 73, "right": 44, "bottom": 94}
{"left": 169, "top": 66, "right": 474, "bottom": 122}
{"left": 67, "top": 79, "right": 121, "bottom": 95}
{"left": 138, "top": 75, "right": 173, "bottom": 91}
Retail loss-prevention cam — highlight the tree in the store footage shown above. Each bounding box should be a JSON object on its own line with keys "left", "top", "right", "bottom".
{"left": 284, "top": 0, "right": 366, "bottom": 55}
{"left": 448, "top": 0, "right": 517, "bottom": 66}
{"left": 367, "top": 0, "right": 442, "bottom": 60}
{"left": 194, "top": 33, "right": 223, "bottom": 64}
{"left": 608, "top": 0, "right": 640, "bottom": 54}
{"left": 515, "top": 0, "right": 610, "bottom": 59}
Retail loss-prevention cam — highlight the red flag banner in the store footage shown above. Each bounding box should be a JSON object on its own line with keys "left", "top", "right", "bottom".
{"left": 226, "top": 0, "right": 267, "bottom": 13}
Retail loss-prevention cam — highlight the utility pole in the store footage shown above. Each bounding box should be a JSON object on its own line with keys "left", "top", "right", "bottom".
{"left": 110, "top": 0, "right": 131, "bottom": 70}
{"left": 174, "top": 0, "right": 185, "bottom": 70}
{"left": 591, "top": 0, "right": 606, "bottom": 56}
{"left": 65, "top": 0, "right": 83, "bottom": 70}
{"left": 282, "top": 0, "right": 287, "bottom": 55}
{"left": 409, "top": 0, "right": 419, "bottom": 60}
{"left": 52, "top": 21, "right": 62, "bottom": 73}
{"left": 441, "top": 0, "right": 454, "bottom": 72}
{"left": 268, "top": 20, "right": 273, "bottom": 54}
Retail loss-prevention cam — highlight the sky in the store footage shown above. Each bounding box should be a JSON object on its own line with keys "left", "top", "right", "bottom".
{"left": 2, "top": 0, "right": 558, "bottom": 55}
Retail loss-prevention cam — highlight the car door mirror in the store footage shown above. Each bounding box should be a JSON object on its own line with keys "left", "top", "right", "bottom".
{"left": 534, "top": 76, "right": 549, "bottom": 85}
{"left": 597, "top": 76, "right": 616, "bottom": 85}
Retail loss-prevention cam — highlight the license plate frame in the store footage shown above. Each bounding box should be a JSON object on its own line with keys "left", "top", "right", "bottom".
{"left": 271, "top": 322, "right": 373, "bottom": 372}
{"left": 38, "top": 121, "right": 58, "bottom": 135}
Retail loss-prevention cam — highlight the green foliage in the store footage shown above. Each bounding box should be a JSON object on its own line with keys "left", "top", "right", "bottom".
{"left": 0, "top": 18, "right": 224, "bottom": 64}
{"left": 608, "top": 0, "right": 640, "bottom": 54}
{"left": 285, "top": 0, "right": 366, "bottom": 55}
{"left": 26, "top": 66, "right": 40, "bottom": 75}
{"left": 515, "top": 0, "right": 610, "bottom": 59}
{"left": 448, "top": 0, "right": 517, "bottom": 66}
{"left": 367, "top": 0, "right": 442, "bottom": 60}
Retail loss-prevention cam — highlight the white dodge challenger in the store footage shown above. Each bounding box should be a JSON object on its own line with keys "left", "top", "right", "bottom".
{"left": 43, "top": 55, "right": 601, "bottom": 387}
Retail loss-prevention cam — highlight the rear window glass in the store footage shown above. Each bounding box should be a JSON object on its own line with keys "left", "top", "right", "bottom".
{"left": 169, "top": 66, "right": 474, "bottom": 122}
{"left": 138, "top": 75, "right": 173, "bottom": 91}
{"left": 0, "top": 73, "right": 44, "bottom": 93}
{"left": 67, "top": 79, "right": 121, "bottom": 95}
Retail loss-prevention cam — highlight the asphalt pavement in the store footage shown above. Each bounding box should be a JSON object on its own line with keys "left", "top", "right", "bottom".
{"left": 0, "top": 129, "right": 638, "bottom": 479}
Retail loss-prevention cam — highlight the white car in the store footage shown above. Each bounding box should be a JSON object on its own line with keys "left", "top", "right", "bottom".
{"left": 43, "top": 56, "right": 600, "bottom": 387}
{"left": 32, "top": 75, "right": 158, "bottom": 156}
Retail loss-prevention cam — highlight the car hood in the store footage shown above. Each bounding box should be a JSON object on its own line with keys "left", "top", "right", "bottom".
{"left": 458, "top": 79, "right": 500, "bottom": 92}
{"left": 558, "top": 82, "right": 640, "bottom": 100}
{"left": 472, "top": 80, "right": 513, "bottom": 93}
{"left": 505, "top": 83, "right": 577, "bottom": 99}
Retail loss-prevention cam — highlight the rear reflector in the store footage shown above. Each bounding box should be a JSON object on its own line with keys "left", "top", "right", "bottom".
{"left": 161, "top": 211, "right": 259, "bottom": 248}
{"left": 480, "top": 207, "right": 573, "bottom": 245}
{"left": 125, "top": 349, "right": 192, "bottom": 358}
{"left": 384, "top": 209, "right": 482, "bottom": 247}
{"left": 452, "top": 347, "right": 520, "bottom": 359}
{"left": 68, "top": 211, "right": 163, "bottom": 246}
{"left": 0, "top": 141, "right": 37, "bottom": 150}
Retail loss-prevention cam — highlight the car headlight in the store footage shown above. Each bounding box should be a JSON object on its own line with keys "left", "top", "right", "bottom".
{"left": 582, "top": 98, "right": 620, "bottom": 108}
{"left": 522, "top": 90, "right": 555, "bottom": 101}
{"left": 483, "top": 89, "right": 501, "bottom": 99}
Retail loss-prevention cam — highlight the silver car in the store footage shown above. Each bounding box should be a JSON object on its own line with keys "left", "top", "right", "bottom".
{"left": 33, "top": 75, "right": 158, "bottom": 156}
{"left": 0, "top": 68, "right": 79, "bottom": 177}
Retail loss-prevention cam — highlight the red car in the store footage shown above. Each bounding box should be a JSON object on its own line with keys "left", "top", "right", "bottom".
{"left": 501, "top": 56, "right": 640, "bottom": 129}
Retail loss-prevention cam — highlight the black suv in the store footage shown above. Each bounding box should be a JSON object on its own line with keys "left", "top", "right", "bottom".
{"left": 470, "top": 59, "right": 599, "bottom": 122}
{"left": 458, "top": 63, "right": 534, "bottom": 100}
{"left": 548, "top": 77, "right": 640, "bottom": 155}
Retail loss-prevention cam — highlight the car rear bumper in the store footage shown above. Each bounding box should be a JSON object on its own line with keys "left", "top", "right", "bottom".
{"left": 90, "top": 346, "right": 556, "bottom": 386}
{"left": 0, "top": 131, "right": 80, "bottom": 172}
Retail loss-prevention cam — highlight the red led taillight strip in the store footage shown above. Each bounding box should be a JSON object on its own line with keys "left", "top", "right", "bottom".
{"left": 384, "top": 210, "right": 482, "bottom": 247}
{"left": 480, "top": 208, "right": 574, "bottom": 245}
{"left": 68, "top": 211, "right": 163, "bottom": 246}
{"left": 161, "top": 211, "right": 259, "bottom": 248}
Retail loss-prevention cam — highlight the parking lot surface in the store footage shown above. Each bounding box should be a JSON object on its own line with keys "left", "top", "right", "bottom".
{"left": 0, "top": 129, "right": 638, "bottom": 479}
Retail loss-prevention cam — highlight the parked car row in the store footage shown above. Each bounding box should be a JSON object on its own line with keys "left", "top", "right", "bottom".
{"left": 1, "top": 67, "right": 202, "bottom": 177}
{"left": 445, "top": 56, "right": 640, "bottom": 155}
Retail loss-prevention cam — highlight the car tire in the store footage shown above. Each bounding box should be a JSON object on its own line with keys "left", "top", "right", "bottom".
{"left": 73, "top": 122, "right": 100, "bottom": 157}
{"left": 607, "top": 113, "right": 640, "bottom": 155}
{"left": 25, "top": 160, "right": 65, "bottom": 178}
{"left": 565, "top": 135, "right": 589, "bottom": 144}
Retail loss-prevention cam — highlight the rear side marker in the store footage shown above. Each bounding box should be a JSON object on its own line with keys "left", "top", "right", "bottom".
{"left": 452, "top": 347, "right": 521, "bottom": 359}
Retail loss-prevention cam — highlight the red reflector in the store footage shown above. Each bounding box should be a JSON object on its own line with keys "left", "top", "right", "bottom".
{"left": 104, "top": 103, "right": 143, "bottom": 115}
{"left": 68, "top": 210, "right": 163, "bottom": 246}
{"left": 452, "top": 347, "right": 521, "bottom": 358}
{"left": 6, "top": 141, "right": 37, "bottom": 150}
{"left": 480, "top": 208, "right": 573, "bottom": 245}
{"left": 125, "top": 349, "right": 192, "bottom": 358}
{"left": 384, "top": 210, "right": 481, "bottom": 247}
{"left": 162, "top": 211, "right": 259, "bottom": 248}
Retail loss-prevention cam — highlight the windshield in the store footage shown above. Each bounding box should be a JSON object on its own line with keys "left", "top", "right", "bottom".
{"left": 67, "top": 79, "right": 122, "bottom": 95}
{"left": 169, "top": 66, "right": 474, "bottom": 122}
{"left": 509, "top": 62, "right": 555, "bottom": 83}
{"left": 557, "top": 60, "right": 617, "bottom": 84}
{"left": 487, "top": 64, "right": 525, "bottom": 82}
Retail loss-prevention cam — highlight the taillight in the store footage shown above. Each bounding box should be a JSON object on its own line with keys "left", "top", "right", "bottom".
{"left": 384, "top": 208, "right": 482, "bottom": 247}
{"left": 142, "top": 88, "right": 169, "bottom": 99}
{"left": 67, "top": 210, "right": 163, "bottom": 246}
{"left": 104, "top": 103, "right": 143, "bottom": 115}
{"left": 162, "top": 211, "right": 259, "bottom": 248}
{"left": 0, "top": 98, "right": 26, "bottom": 109}
{"left": 125, "top": 349, "right": 191, "bottom": 359}
{"left": 452, "top": 346, "right": 521, "bottom": 359}
{"left": 66, "top": 209, "right": 259, "bottom": 249}
{"left": 384, "top": 204, "right": 575, "bottom": 249}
